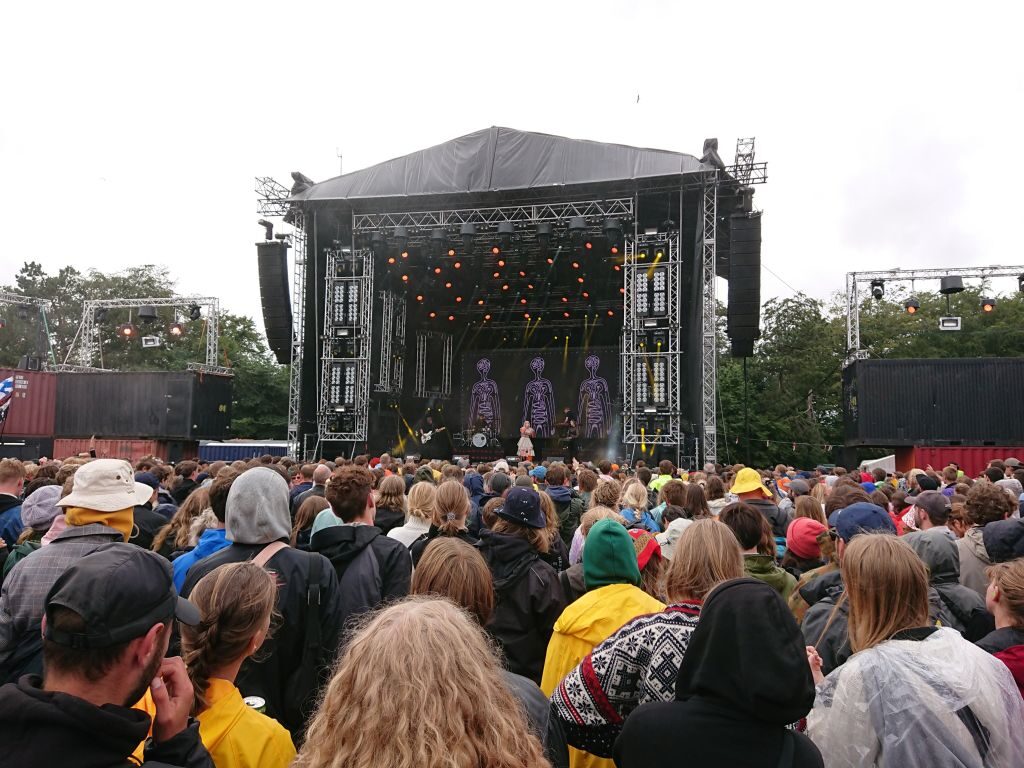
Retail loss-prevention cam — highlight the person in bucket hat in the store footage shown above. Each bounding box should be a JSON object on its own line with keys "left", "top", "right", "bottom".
{"left": 0, "top": 459, "right": 152, "bottom": 682}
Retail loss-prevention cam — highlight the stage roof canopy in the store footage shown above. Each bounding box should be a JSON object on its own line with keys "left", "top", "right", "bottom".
{"left": 293, "top": 126, "right": 714, "bottom": 204}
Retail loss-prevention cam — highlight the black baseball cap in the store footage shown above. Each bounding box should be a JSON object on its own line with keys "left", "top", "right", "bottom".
{"left": 497, "top": 487, "right": 546, "bottom": 529}
{"left": 45, "top": 543, "right": 200, "bottom": 649}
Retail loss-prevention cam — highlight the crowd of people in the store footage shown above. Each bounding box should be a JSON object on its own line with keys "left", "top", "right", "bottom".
{"left": 0, "top": 449, "right": 1023, "bottom": 766}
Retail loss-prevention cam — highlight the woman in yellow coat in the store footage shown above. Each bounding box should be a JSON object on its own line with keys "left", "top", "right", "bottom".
{"left": 541, "top": 518, "right": 665, "bottom": 768}
{"left": 181, "top": 561, "right": 296, "bottom": 768}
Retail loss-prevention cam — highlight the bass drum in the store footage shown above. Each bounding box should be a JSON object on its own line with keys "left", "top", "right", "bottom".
{"left": 471, "top": 432, "right": 488, "bottom": 448}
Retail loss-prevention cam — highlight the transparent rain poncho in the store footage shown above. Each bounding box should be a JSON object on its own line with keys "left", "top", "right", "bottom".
{"left": 806, "top": 627, "right": 1024, "bottom": 767}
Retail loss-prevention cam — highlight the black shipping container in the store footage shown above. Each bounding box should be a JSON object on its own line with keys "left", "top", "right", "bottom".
{"left": 843, "top": 358, "right": 1024, "bottom": 446}
{"left": 56, "top": 371, "right": 232, "bottom": 440}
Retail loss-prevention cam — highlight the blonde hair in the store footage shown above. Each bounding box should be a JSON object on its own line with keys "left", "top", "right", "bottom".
{"left": 181, "top": 561, "right": 278, "bottom": 713}
{"left": 842, "top": 534, "right": 929, "bottom": 653}
{"left": 295, "top": 598, "right": 550, "bottom": 768}
{"left": 580, "top": 505, "right": 627, "bottom": 537}
{"left": 590, "top": 479, "right": 622, "bottom": 510}
{"left": 662, "top": 519, "right": 744, "bottom": 603}
{"left": 151, "top": 487, "right": 211, "bottom": 553}
{"left": 620, "top": 480, "right": 649, "bottom": 512}
{"left": 376, "top": 475, "right": 407, "bottom": 513}
{"left": 433, "top": 480, "right": 471, "bottom": 535}
{"left": 810, "top": 482, "right": 829, "bottom": 505}
{"left": 987, "top": 560, "right": 1024, "bottom": 628}
{"left": 794, "top": 495, "right": 827, "bottom": 525}
{"left": 407, "top": 481, "right": 436, "bottom": 522}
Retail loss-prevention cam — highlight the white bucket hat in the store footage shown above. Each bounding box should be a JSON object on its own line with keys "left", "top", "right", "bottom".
{"left": 56, "top": 459, "right": 153, "bottom": 512}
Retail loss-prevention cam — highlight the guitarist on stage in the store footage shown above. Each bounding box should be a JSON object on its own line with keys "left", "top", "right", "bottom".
{"left": 557, "top": 407, "right": 579, "bottom": 463}
{"left": 418, "top": 413, "right": 448, "bottom": 460}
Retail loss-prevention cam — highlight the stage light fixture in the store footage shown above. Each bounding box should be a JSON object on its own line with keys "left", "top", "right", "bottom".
{"left": 520, "top": 298, "right": 527, "bottom": 305}
{"left": 492, "top": 245, "right": 501, "bottom": 256}
{"left": 498, "top": 220, "right": 515, "bottom": 249}
{"left": 477, "top": 299, "right": 484, "bottom": 305}
{"left": 416, "top": 294, "right": 424, "bottom": 302}
{"left": 94, "top": 307, "right": 108, "bottom": 323}
{"left": 981, "top": 296, "right": 996, "bottom": 313}
{"left": 460, "top": 222, "right": 476, "bottom": 253}
{"left": 607, "top": 310, "right": 614, "bottom": 317}
{"left": 524, "top": 312, "right": 530, "bottom": 319}
{"left": 492, "top": 272, "right": 500, "bottom": 278}
{"left": 561, "top": 296, "right": 568, "bottom": 303}
{"left": 167, "top": 322, "right": 185, "bottom": 337}
{"left": 430, "top": 228, "right": 447, "bottom": 255}
{"left": 502, "top": 283, "right": 509, "bottom": 291}
{"left": 536, "top": 222, "right": 553, "bottom": 251}
{"left": 429, "top": 311, "right": 437, "bottom": 318}
{"left": 569, "top": 216, "right": 587, "bottom": 238}
{"left": 138, "top": 305, "right": 158, "bottom": 324}
{"left": 582, "top": 291, "right": 590, "bottom": 299}
{"left": 870, "top": 279, "right": 885, "bottom": 300}
{"left": 453, "top": 261, "right": 462, "bottom": 269}
{"left": 577, "top": 277, "right": 585, "bottom": 284}
{"left": 448, "top": 248, "right": 457, "bottom": 258}
{"left": 604, "top": 218, "right": 623, "bottom": 254}
{"left": 904, "top": 296, "right": 920, "bottom": 314}
{"left": 571, "top": 261, "right": 580, "bottom": 269}
{"left": 188, "top": 304, "right": 202, "bottom": 321}
{"left": 448, "top": 315, "right": 455, "bottom": 321}
{"left": 456, "top": 296, "right": 463, "bottom": 303}
{"left": 394, "top": 226, "right": 409, "bottom": 258}
{"left": 484, "top": 314, "right": 492, "bottom": 321}
{"left": 371, "top": 231, "right": 387, "bottom": 253}
{"left": 518, "top": 270, "right": 526, "bottom": 278}
{"left": 497, "top": 259, "right": 506, "bottom": 268}
{"left": 433, "top": 267, "right": 442, "bottom": 275}
{"left": 939, "top": 276, "right": 965, "bottom": 295}
{"left": 401, "top": 275, "right": 409, "bottom": 283}
{"left": 117, "top": 322, "right": 137, "bottom": 339}
{"left": 387, "top": 256, "right": 396, "bottom": 265}
{"left": 444, "top": 281, "right": 452, "bottom": 288}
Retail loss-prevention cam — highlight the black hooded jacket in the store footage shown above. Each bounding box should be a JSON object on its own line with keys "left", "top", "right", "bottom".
{"left": 746, "top": 497, "right": 792, "bottom": 539}
{"left": 614, "top": 579, "right": 823, "bottom": 768}
{"left": 476, "top": 529, "right": 566, "bottom": 684}
{"left": 310, "top": 523, "right": 411, "bottom": 631}
{"left": 0, "top": 675, "right": 212, "bottom": 768}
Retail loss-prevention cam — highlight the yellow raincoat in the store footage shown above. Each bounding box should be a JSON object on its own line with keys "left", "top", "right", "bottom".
{"left": 196, "top": 678, "right": 295, "bottom": 768}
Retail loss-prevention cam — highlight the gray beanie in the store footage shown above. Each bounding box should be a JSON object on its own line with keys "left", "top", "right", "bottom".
{"left": 21, "top": 485, "right": 62, "bottom": 531}
{"left": 224, "top": 467, "right": 292, "bottom": 545}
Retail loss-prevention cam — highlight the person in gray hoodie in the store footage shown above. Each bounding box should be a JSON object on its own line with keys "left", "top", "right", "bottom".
{"left": 957, "top": 482, "right": 1018, "bottom": 598}
{"left": 180, "top": 466, "right": 343, "bottom": 738}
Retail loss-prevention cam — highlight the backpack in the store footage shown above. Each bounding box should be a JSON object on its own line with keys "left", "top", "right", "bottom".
{"left": 1, "top": 540, "right": 41, "bottom": 583}
{"left": 554, "top": 495, "right": 585, "bottom": 548}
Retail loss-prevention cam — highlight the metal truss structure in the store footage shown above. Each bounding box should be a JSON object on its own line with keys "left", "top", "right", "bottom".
{"left": 318, "top": 249, "right": 373, "bottom": 444}
{"left": 732, "top": 138, "right": 757, "bottom": 186}
{"left": 353, "top": 199, "right": 634, "bottom": 233}
{"left": 60, "top": 297, "right": 224, "bottom": 374}
{"left": 622, "top": 234, "right": 682, "bottom": 448}
{"left": 414, "top": 331, "right": 453, "bottom": 399}
{"left": 255, "top": 177, "right": 291, "bottom": 217}
{"left": 375, "top": 290, "right": 407, "bottom": 394}
{"left": 287, "top": 219, "right": 307, "bottom": 456}
{"left": 699, "top": 176, "right": 719, "bottom": 465}
{"left": 0, "top": 292, "right": 56, "bottom": 365}
{"left": 845, "top": 265, "right": 1024, "bottom": 366}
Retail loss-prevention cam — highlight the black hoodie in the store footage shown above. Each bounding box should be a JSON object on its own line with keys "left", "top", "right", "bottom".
{"left": 614, "top": 579, "right": 823, "bottom": 768}
{"left": 475, "top": 529, "right": 566, "bottom": 684}
{"left": 310, "top": 523, "right": 411, "bottom": 632}
{"left": 0, "top": 675, "right": 212, "bottom": 768}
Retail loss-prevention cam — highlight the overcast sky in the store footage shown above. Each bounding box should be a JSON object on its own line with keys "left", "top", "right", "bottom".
{"left": 3, "top": 1, "right": 1022, "bottom": 325}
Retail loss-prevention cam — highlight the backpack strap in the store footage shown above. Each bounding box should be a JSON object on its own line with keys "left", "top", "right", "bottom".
{"left": 304, "top": 554, "right": 323, "bottom": 653}
{"left": 252, "top": 540, "right": 288, "bottom": 569}
{"left": 776, "top": 729, "right": 795, "bottom": 768}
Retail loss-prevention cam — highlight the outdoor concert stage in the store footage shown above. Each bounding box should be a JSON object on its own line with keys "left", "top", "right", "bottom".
{"left": 256, "top": 127, "right": 766, "bottom": 464}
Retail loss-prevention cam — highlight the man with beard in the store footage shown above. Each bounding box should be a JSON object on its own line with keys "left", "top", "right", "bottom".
{"left": 0, "top": 543, "right": 212, "bottom": 767}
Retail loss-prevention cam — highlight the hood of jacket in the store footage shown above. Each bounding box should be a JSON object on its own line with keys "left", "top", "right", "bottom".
{"left": 904, "top": 529, "right": 960, "bottom": 585}
{"left": 193, "top": 527, "right": 229, "bottom": 559}
{"left": 963, "top": 526, "right": 993, "bottom": 566}
{"left": 464, "top": 473, "right": 485, "bottom": 499}
{"left": 553, "top": 582, "right": 665, "bottom": 646}
{"left": 675, "top": 578, "right": 815, "bottom": 726}
{"left": 225, "top": 467, "right": 292, "bottom": 545}
{"left": 0, "top": 495, "right": 21, "bottom": 516}
{"left": 982, "top": 518, "right": 1024, "bottom": 563}
{"left": 310, "top": 523, "right": 381, "bottom": 566}
{"left": 583, "top": 518, "right": 641, "bottom": 589}
{"left": 476, "top": 529, "right": 539, "bottom": 589}
{"left": 546, "top": 485, "right": 573, "bottom": 504}
{"left": 0, "top": 675, "right": 151, "bottom": 767}
{"left": 744, "top": 554, "right": 791, "bottom": 591}
{"left": 798, "top": 568, "right": 844, "bottom": 608}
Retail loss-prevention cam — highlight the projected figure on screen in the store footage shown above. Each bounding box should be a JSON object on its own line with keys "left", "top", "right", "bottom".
{"left": 468, "top": 358, "right": 501, "bottom": 433}
{"left": 578, "top": 354, "right": 612, "bottom": 438}
{"left": 523, "top": 357, "right": 556, "bottom": 438}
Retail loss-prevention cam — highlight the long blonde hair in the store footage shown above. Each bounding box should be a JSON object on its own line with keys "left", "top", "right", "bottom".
{"left": 433, "top": 480, "right": 471, "bottom": 535}
{"left": 620, "top": 480, "right": 649, "bottom": 512}
{"left": 295, "top": 598, "right": 550, "bottom": 768}
{"left": 376, "top": 475, "right": 408, "bottom": 513}
{"left": 151, "top": 487, "right": 211, "bottom": 553}
{"left": 794, "top": 495, "right": 827, "bottom": 525}
{"left": 407, "top": 481, "right": 436, "bottom": 522}
{"left": 843, "top": 534, "right": 929, "bottom": 653}
{"left": 662, "top": 519, "right": 744, "bottom": 603}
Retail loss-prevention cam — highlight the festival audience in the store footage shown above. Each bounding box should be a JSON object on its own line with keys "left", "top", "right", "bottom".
{"left": 958, "top": 481, "right": 1020, "bottom": 597}
{"left": 410, "top": 478, "right": 478, "bottom": 566}
{"left": 0, "top": 458, "right": 27, "bottom": 547}
{"left": 978, "top": 557, "right": 1024, "bottom": 695}
{"left": 720, "top": 501, "right": 797, "bottom": 599}
{"left": 388, "top": 479, "right": 435, "bottom": 548}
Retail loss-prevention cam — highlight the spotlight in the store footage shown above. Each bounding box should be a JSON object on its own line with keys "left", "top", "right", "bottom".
{"left": 981, "top": 296, "right": 997, "bottom": 313}
{"left": 477, "top": 299, "right": 484, "bottom": 305}
{"left": 870, "top": 279, "right": 884, "bottom": 300}
{"left": 904, "top": 296, "right": 920, "bottom": 315}
{"left": 168, "top": 322, "right": 185, "bottom": 337}
{"left": 94, "top": 307, "right": 109, "bottom": 323}
{"left": 448, "top": 248, "right": 457, "bottom": 258}
{"left": 430, "top": 228, "right": 447, "bottom": 256}
{"left": 497, "top": 221, "right": 515, "bottom": 251}
{"left": 137, "top": 305, "right": 158, "bottom": 324}
{"left": 604, "top": 218, "right": 623, "bottom": 254}
{"left": 939, "top": 276, "right": 965, "bottom": 295}
{"left": 188, "top": 304, "right": 202, "bottom": 321}
{"left": 429, "top": 311, "right": 437, "bottom": 319}
{"left": 569, "top": 216, "right": 587, "bottom": 238}
{"left": 448, "top": 315, "right": 455, "bottom": 321}
{"left": 371, "top": 231, "right": 387, "bottom": 253}
{"left": 394, "top": 226, "right": 409, "bottom": 259}
{"left": 460, "top": 222, "right": 476, "bottom": 253}
{"left": 536, "top": 222, "right": 553, "bottom": 252}
{"left": 117, "top": 323, "right": 137, "bottom": 339}
{"left": 416, "top": 294, "right": 424, "bottom": 302}
{"left": 484, "top": 314, "right": 492, "bottom": 321}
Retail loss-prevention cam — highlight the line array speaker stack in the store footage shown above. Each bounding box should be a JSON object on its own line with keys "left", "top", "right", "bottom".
{"left": 256, "top": 241, "right": 293, "bottom": 364}
{"left": 726, "top": 211, "right": 762, "bottom": 358}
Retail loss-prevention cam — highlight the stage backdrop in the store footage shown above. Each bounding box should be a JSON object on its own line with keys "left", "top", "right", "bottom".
{"left": 460, "top": 346, "right": 619, "bottom": 440}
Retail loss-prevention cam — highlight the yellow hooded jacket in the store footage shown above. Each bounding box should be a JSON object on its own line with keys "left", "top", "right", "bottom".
{"left": 541, "top": 583, "right": 665, "bottom": 768}
{"left": 197, "top": 678, "right": 295, "bottom": 768}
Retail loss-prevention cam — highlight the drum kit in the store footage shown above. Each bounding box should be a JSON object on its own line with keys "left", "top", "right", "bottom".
{"left": 455, "top": 427, "right": 501, "bottom": 450}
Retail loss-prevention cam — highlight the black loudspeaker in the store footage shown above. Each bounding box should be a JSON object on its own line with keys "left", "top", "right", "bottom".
{"left": 727, "top": 211, "right": 762, "bottom": 358}
{"left": 256, "top": 241, "right": 293, "bottom": 364}
{"left": 17, "top": 355, "right": 41, "bottom": 371}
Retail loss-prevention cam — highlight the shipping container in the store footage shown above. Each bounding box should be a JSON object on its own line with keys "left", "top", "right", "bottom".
{"left": 56, "top": 371, "right": 232, "bottom": 440}
{"left": 53, "top": 438, "right": 198, "bottom": 464}
{"left": 844, "top": 358, "right": 1024, "bottom": 447}
{"left": 0, "top": 438, "right": 54, "bottom": 461}
{"left": 0, "top": 368, "right": 57, "bottom": 437}
{"left": 199, "top": 440, "right": 289, "bottom": 462}
{"left": 895, "top": 446, "right": 1024, "bottom": 478}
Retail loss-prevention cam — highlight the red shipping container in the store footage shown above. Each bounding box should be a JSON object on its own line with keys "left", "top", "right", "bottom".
{"left": 53, "top": 439, "right": 198, "bottom": 465}
{"left": 895, "top": 446, "right": 1024, "bottom": 478}
{"left": 0, "top": 369, "right": 56, "bottom": 438}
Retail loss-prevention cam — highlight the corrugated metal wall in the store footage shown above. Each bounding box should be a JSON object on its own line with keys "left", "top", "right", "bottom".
{"left": 53, "top": 438, "right": 199, "bottom": 464}
{"left": 845, "top": 358, "right": 1024, "bottom": 446}
{"left": 0, "top": 369, "right": 57, "bottom": 437}
{"left": 896, "top": 446, "right": 1024, "bottom": 477}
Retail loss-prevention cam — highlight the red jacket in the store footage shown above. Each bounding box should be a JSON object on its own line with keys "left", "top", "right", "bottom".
{"left": 994, "top": 645, "right": 1024, "bottom": 698}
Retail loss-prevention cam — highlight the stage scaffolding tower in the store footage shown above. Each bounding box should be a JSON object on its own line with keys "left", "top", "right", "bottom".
{"left": 287, "top": 217, "right": 307, "bottom": 457}
{"left": 317, "top": 248, "right": 374, "bottom": 446}
{"left": 375, "top": 290, "right": 407, "bottom": 394}
{"left": 700, "top": 174, "right": 719, "bottom": 466}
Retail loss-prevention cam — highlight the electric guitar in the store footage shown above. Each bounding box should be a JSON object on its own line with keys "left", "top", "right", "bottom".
{"left": 420, "top": 427, "right": 447, "bottom": 443}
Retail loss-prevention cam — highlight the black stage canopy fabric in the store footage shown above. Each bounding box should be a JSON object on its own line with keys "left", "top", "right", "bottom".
{"left": 293, "top": 126, "right": 712, "bottom": 203}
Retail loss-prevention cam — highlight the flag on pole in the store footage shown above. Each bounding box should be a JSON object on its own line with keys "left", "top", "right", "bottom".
{"left": 0, "top": 376, "right": 13, "bottom": 426}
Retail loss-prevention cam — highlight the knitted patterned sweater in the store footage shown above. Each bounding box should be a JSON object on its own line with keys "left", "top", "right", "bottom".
{"left": 550, "top": 602, "right": 701, "bottom": 758}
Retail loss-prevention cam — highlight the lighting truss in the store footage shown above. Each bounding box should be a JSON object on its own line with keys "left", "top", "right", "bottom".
{"left": 699, "top": 177, "right": 718, "bottom": 464}
{"left": 414, "top": 331, "right": 453, "bottom": 399}
{"left": 0, "top": 291, "right": 57, "bottom": 365}
{"left": 352, "top": 198, "right": 634, "bottom": 233}
{"left": 844, "top": 265, "right": 1024, "bottom": 367}
{"left": 375, "top": 290, "right": 407, "bottom": 394}
{"left": 255, "top": 177, "right": 292, "bottom": 217}
{"left": 64, "top": 296, "right": 224, "bottom": 374}
{"left": 287, "top": 215, "right": 307, "bottom": 457}
{"left": 318, "top": 248, "right": 373, "bottom": 443}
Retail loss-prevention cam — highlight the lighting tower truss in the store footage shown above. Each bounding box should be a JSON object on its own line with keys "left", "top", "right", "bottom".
{"left": 0, "top": 292, "right": 56, "bottom": 364}
{"left": 375, "top": 290, "right": 407, "bottom": 394}
{"left": 845, "top": 265, "right": 1024, "bottom": 367}
{"left": 700, "top": 175, "right": 718, "bottom": 465}
{"left": 414, "top": 331, "right": 453, "bottom": 399}
{"left": 318, "top": 248, "right": 374, "bottom": 444}
{"left": 58, "top": 297, "right": 225, "bottom": 374}
{"left": 622, "top": 233, "right": 683, "bottom": 449}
